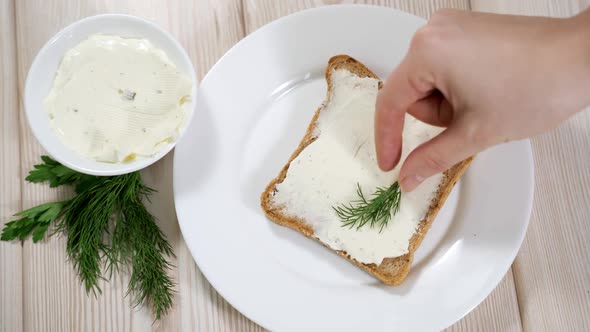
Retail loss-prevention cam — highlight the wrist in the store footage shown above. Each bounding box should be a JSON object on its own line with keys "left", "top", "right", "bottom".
{"left": 573, "top": 10, "right": 590, "bottom": 114}
{"left": 556, "top": 10, "right": 590, "bottom": 115}
{"left": 570, "top": 8, "right": 590, "bottom": 64}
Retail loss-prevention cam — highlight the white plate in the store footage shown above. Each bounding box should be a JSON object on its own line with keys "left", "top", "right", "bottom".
{"left": 174, "top": 5, "right": 534, "bottom": 331}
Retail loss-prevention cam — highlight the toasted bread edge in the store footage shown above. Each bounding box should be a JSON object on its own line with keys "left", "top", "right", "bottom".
{"left": 260, "top": 54, "right": 473, "bottom": 286}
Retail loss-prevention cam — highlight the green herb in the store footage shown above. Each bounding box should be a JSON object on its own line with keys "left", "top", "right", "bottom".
{"left": 1, "top": 201, "right": 66, "bottom": 242}
{"left": 1, "top": 156, "right": 175, "bottom": 320}
{"left": 26, "top": 155, "right": 84, "bottom": 187}
{"left": 333, "top": 182, "right": 402, "bottom": 232}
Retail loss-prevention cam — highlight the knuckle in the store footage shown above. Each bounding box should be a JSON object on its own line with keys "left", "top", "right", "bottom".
{"left": 462, "top": 122, "right": 493, "bottom": 149}
{"left": 375, "top": 91, "right": 398, "bottom": 114}
{"left": 387, "top": 98, "right": 408, "bottom": 113}
{"left": 410, "top": 23, "right": 447, "bottom": 52}
{"left": 422, "top": 151, "right": 451, "bottom": 173}
{"left": 407, "top": 73, "right": 432, "bottom": 95}
{"left": 410, "top": 26, "right": 432, "bottom": 50}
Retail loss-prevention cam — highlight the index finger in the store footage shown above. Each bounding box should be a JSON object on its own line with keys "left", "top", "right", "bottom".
{"left": 375, "top": 56, "right": 434, "bottom": 171}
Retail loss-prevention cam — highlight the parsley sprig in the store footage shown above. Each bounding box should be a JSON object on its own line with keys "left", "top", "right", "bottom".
{"left": 1, "top": 156, "right": 175, "bottom": 319}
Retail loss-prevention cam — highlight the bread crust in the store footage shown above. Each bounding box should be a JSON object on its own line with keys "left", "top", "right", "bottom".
{"left": 260, "top": 55, "right": 472, "bottom": 285}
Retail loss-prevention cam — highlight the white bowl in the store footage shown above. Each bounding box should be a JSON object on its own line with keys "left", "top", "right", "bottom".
{"left": 25, "top": 14, "right": 197, "bottom": 176}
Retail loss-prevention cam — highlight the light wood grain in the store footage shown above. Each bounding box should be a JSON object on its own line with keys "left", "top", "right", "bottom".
{"left": 11, "top": 0, "right": 260, "bottom": 331}
{"left": 472, "top": 0, "right": 586, "bottom": 17}
{"left": 447, "top": 270, "right": 522, "bottom": 332}
{"left": 161, "top": 1, "right": 263, "bottom": 331}
{"left": 0, "top": 0, "right": 23, "bottom": 331}
{"left": 243, "top": 0, "right": 472, "bottom": 31}
{"left": 470, "top": 1, "right": 590, "bottom": 331}
{"left": 14, "top": 2, "right": 172, "bottom": 330}
{"left": 3, "top": 0, "right": 589, "bottom": 331}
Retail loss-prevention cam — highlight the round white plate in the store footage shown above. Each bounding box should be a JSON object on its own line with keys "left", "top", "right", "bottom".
{"left": 174, "top": 5, "right": 534, "bottom": 332}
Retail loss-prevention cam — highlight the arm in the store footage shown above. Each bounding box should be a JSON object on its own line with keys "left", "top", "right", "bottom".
{"left": 375, "top": 8, "right": 590, "bottom": 191}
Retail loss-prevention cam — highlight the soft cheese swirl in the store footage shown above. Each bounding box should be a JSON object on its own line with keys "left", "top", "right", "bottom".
{"left": 44, "top": 34, "right": 193, "bottom": 163}
{"left": 273, "top": 69, "right": 443, "bottom": 264}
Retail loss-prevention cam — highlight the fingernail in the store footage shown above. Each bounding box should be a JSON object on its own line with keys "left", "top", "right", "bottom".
{"left": 400, "top": 175, "right": 424, "bottom": 192}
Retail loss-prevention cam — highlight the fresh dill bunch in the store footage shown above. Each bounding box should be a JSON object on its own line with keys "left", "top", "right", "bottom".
{"left": 1, "top": 156, "right": 175, "bottom": 319}
{"left": 55, "top": 175, "right": 128, "bottom": 295}
{"left": 121, "top": 197, "right": 175, "bottom": 320}
{"left": 333, "top": 182, "right": 402, "bottom": 232}
{"left": 108, "top": 172, "right": 175, "bottom": 320}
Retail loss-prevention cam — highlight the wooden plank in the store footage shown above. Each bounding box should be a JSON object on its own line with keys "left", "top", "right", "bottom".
{"left": 244, "top": 1, "right": 522, "bottom": 331}
{"left": 15, "top": 1, "right": 172, "bottom": 331}
{"left": 13, "top": 0, "right": 260, "bottom": 330}
{"left": 470, "top": 1, "right": 590, "bottom": 331}
{"left": 447, "top": 270, "right": 522, "bottom": 332}
{"left": 244, "top": 0, "right": 471, "bottom": 32}
{"left": 18, "top": 0, "right": 580, "bottom": 330}
{"left": 472, "top": 0, "right": 585, "bottom": 16}
{"left": 0, "top": 0, "right": 23, "bottom": 331}
{"left": 14, "top": 2, "right": 172, "bottom": 330}
{"left": 164, "top": 1, "right": 263, "bottom": 331}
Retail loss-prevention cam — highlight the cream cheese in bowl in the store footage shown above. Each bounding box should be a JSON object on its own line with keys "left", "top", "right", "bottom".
{"left": 25, "top": 14, "right": 197, "bottom": 175}
{"left": 45, "top": 34, "right": 192, "bottom": 163}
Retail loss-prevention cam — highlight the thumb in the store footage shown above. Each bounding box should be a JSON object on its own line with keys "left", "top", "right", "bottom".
{"left": 398, "top": 124, "right": 476, "bottom": 192}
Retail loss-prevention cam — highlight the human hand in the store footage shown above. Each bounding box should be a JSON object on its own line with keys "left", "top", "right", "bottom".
{"left": 375, "top": 9, "right": 590, "bottom": 191}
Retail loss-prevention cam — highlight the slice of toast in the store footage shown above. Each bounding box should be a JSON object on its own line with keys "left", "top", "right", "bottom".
{"left": 261, "top": 55, "right": 472, "bottom": 285}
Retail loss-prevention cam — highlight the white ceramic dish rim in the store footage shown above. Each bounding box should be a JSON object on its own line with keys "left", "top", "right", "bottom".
{"left": 173, "top": 4, "right": 535, "bottom": 331}
{"left": 24, "top": 13, "right": 197, "bottom": 176}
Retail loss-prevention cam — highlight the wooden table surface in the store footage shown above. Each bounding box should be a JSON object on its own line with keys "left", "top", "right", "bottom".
{"left": 1, "top": 0, "right": 589, "bottom": 331}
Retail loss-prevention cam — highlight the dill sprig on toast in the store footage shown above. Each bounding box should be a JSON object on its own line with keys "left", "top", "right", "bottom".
{"left": 333, "top": 182, "right": 402, "bottom": 232}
